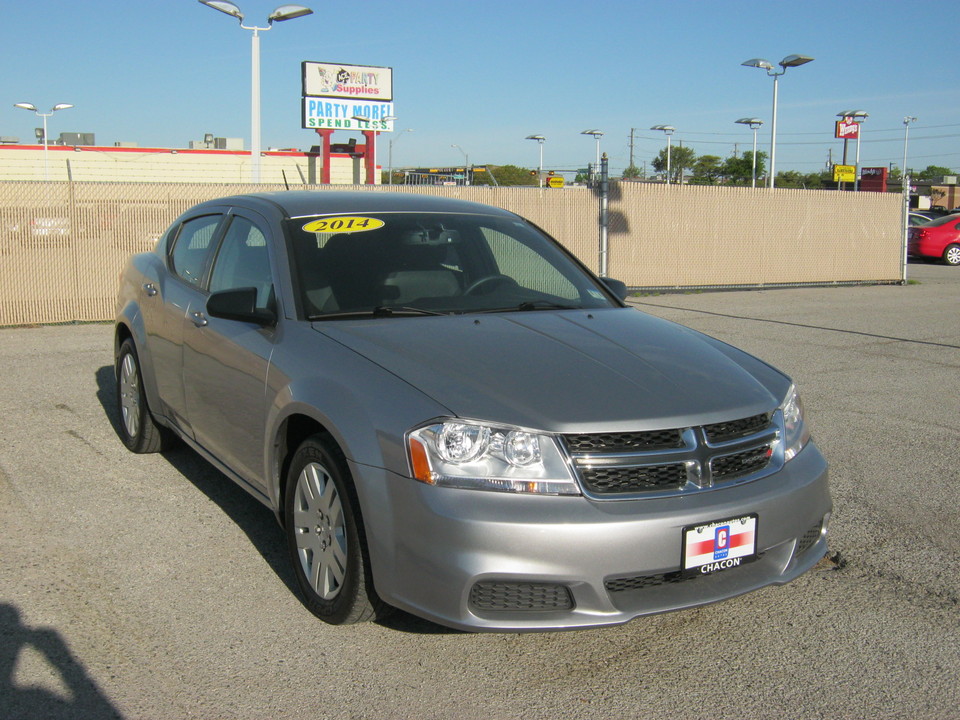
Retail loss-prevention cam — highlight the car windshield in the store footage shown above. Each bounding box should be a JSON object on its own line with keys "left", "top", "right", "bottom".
{"left": 285, "top": 211, "right": 618, "bottom": 318}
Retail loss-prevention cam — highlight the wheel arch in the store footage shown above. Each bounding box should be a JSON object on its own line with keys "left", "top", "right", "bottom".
{"left": 273, "top": 412, "right": 337, "bottom": 526}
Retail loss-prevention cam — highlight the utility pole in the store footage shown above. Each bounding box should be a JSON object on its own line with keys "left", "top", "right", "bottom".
{"left": 628, "top": 128, "right": 636, "bottom": 169}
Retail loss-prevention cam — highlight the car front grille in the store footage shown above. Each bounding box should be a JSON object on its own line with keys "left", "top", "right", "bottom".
{"left": 563, "top": 412, "right": 782, "bottom": 499}
{"left": 469, "top": 581, "right": 574, "bottom": 612}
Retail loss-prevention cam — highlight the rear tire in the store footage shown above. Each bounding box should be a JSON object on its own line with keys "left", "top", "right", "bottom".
{"left": 116, "top": 338, "right": 172, "bottom": 453}
{"left": 943, "top": 243, "right": 960, "bottom": 266}
{"left": 284, "top": 435, "right": 389, "bottom": 625}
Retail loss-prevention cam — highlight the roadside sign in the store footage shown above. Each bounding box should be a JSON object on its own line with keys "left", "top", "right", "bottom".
{"left": 547, "top": 176, "right": 565, "bottom": 188}
{"left": 833, "top": 164, "right": 856, "bottom": 182}
{"left": 835, "top": 120, "right": 859, "bottom": 139}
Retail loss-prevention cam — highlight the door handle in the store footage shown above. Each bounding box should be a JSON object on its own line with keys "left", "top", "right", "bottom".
{"left": 190, "top": 311, "right": 208, "bottom": 328}
{"left": 143, "top": 283, "right": 158, "bottom": 297}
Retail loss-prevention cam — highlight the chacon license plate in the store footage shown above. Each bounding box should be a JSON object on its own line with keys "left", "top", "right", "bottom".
{"left": 682, "top": 514, "right": 758, "bottom": 576}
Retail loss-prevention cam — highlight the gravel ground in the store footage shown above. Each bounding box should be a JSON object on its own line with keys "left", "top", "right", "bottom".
{"left": 1, "top": 262, "right": 957, "bottom": 720}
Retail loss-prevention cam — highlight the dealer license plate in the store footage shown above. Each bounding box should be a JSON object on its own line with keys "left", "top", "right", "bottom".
{"left": 682, "top": 514, "right": 758, "bottom": 575}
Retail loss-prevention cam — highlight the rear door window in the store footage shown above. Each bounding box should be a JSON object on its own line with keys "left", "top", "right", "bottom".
{"left": 169, "top": 215, "right": 223, "bottom": 287}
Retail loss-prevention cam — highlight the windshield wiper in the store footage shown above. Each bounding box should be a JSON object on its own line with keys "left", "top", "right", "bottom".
{"left": 478, "top": 301, "right": 581, "bottom": 313}
{"left": 309, "top": 306, "right": 448, "bottom": 320}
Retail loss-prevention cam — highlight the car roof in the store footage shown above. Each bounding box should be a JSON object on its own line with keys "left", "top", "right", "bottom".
{"left": 192, "top": 191, "right": 521, "bottom": 220}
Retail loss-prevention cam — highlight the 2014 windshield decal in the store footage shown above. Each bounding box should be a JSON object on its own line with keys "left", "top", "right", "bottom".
{"left": 302, "top": 217, "right": 385, "bottom": 234}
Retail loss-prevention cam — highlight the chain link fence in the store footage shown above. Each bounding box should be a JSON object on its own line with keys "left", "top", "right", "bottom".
{"left": 0, "top": 181, "right": 902, "bottom": 326}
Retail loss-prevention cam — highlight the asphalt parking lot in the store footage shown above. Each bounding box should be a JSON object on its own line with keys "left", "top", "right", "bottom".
{"left": 1, "top": 262, "right": 958, "bottom": 720}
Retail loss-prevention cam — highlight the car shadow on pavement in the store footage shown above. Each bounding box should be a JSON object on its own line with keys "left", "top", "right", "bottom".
{"left": 0, "top": 603, "right": 124, "bottom": 720}
{"left": 94, "top": 365, "right": 457, "bottom": 635}
{"left": 95, "top": 365, "right": 297, "bottom": 595}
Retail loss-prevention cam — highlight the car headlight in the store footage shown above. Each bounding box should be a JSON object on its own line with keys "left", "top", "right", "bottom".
{"left": 780, "top": 384, "right": 811, "bottom": 461}
{"left": 407, "top": 420, "right": 580, "bottom": 495}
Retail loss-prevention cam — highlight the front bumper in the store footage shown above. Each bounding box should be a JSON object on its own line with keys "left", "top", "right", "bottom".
{"left": 360, "top": 441, "right": 830, "bottom": 631}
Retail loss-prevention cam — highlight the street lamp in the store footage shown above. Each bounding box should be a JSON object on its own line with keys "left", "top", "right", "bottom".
{"left": 525, "top": 135, "right": 545, "bottom": 187}
{"left": 651, "top": 125, "right": 675, "bottom": 184}
{"left": 14, "top": 102, "right": 73, "bottom": 180}
{"left": 902, "top": 116, "right": 917, "bottom": 188}
{"left": 741, "top": 54, "right": 814, "bottom": 188}
{"left": 451, "top": 144, "right": 470, "bottom": 185}
{"left": 198, "top": 0, "right": 313, "bottom": 184}
{"left": 388, "top": 128, "right": 412, "bottom": 185}
{"left": 580, "top": 129, "right": 603, "bottom": 178}
{"left": 734, "top": 118, "right": 763, "bottom": 188}
{"left": 901, "top": 116, "right": 918, "bottom": 282}
{"left": 838, "top": 110, "right": 868, "bottom": 190}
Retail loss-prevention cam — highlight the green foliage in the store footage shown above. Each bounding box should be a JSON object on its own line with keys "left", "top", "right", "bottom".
{"left": 917, "top": 165, "right": 953, "bottom": 180}
{"left": 651, "top": 146, "right": 697, "bottom": 183}
{"left": 773, "top": 170, "right": 831, "bottom": 189}
{"left": 470, "top": 164, "right": 538, "bottom": 186}
{"left": 622, "top": 165, "right": 642, "bottom": 179}
{"left": 722, "top": 151, "right": 767, "bottom": 185}
{"left": 688, "top": 155, "right": 724, "bottom": 185}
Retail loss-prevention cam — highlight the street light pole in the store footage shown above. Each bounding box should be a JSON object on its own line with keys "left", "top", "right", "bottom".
{"left": 388, "top": 128, "right": 412, "bottom": 185}
{"left": 735, "top": 118, "right": 763, "bottom": 188}
{"left": 901, "top": 116, "right": 918, "bottom": 283}
{"left": 451, "top": 144, "right": 470, "bottom": 185}
{"left": 199, "top": 1, "right": 313, "bottom": 184}
{"left": 13, "top": 102, "right": 73, "bottom": 181}
{"left": 651, "top": 125, "right": 675, "bottom": 184}
{"left": 525, "top": 135, "right": 545, "bottom": 186}
{"left": 580, "top": 130, "right": 603, "bottom": 180}
{"left": 742, "top": 54, "right": 814, "bottom": 188}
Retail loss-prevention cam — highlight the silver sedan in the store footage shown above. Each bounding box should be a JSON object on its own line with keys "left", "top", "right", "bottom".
{"left": 114, "top": 191, "right": 830, "bottom": 631}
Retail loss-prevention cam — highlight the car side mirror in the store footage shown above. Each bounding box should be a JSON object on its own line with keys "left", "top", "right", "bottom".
{"left": 207, "top": 287, "right": 276, "bottom": 326}
{"left": 600, "top": 277, "right": 628, "bottom": 301}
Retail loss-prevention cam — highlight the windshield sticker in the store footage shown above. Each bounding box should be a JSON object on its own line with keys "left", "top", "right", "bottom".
{"left": 587, "top": 289, "right": 605, "bottom": 299}
{"left": 302, "top": 217, "right": 385, "bottom": 234}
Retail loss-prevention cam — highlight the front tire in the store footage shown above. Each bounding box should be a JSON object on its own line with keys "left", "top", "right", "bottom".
{"left": 284, "top": 435, "right": 387, "bottom": 625}
{"left": 943, "top": 243, "right": 960, "bottom": 266}
{"left": 116, "top": 338, "right": 172, "bottom": 453}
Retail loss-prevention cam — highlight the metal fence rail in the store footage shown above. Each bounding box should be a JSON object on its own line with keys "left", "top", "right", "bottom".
{"left": 0, "top": 181, "right": 902, "bottom": 326}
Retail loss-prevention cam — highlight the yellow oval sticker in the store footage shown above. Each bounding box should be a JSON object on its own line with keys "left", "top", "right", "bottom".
{"left": 301, "top": 216, "right": 385, "bottom": 234}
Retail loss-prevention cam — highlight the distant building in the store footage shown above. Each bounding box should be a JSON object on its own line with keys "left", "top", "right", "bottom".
{"left": 0, "top": 142, "right": 379, "bottom": 184}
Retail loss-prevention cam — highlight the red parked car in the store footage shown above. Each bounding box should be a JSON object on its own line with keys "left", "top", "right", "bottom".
{"left": 908, "top": 214, "right": 960, "bottom": 266}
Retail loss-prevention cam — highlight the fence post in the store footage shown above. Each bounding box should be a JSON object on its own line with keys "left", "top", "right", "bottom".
{"left": 599, "top": 153, "right": 609, "bottom": 277}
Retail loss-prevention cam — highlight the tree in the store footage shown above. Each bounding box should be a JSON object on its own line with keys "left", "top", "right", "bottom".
{"left": 722, "top": 151, "right": 767, "bottom": 186}
{"left": 916, "top": 165, "right": 953, "bottom": 180}
{"left": 470, "top": 164, "right": 538, "bottom": 186}
{"left": 773, "top": 170, "right": 830, "bottom": 189}
{"left": 689, "top": 155, "right": 724, "bottom": 184}
{"left": 652, "top": 145, "right": 697, "bottom": 183}
{"left": 622, "top": 165, "right": 642, "bottom": 179}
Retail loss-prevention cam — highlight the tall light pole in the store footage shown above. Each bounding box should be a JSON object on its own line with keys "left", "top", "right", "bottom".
{"left": 651, "top": 125, "right": 675, "bottom": 184}
{"left": 837, "top": 110, "right": 868, "bottom": 190}
{"left": 581, "top": 129, "right": 603, "bottom": 180}
{"left": 901, "top": 116, "right": 918, "bottom": 282}
{"left": 451, "top": 144, "right": 470, "bottom": 185}
{"left": 525, "top": 135, "right": 545, "bottom": 186}
{"left": 388, "top": 128, "right": 412, "bottom": 185}
{"left": 741, "top": 54, "right": 814, "bottom": 188}
{"left": 14, "top": 102, "right": 73, "bottom": 180}
{"left": 902, "top": 116, "right": 917, "bottom": 188}
{"left": 199, "top": 1, "right": 313, "bottom": 184}
{"left": 734, "top": 118, "right": 763, "bottom": 188}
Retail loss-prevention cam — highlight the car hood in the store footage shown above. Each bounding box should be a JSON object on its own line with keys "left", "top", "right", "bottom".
{"left": 314, "top": 308, "right": 789, "bottom": 432}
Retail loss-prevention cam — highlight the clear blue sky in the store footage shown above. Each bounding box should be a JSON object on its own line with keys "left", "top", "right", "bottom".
{"left": 2, "top": 0, "right": 958, "bottom": 176}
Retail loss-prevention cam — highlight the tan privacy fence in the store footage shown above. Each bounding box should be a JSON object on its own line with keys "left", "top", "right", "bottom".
{"left": 0, "top": 181, "right": 903, "bottom": 326}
